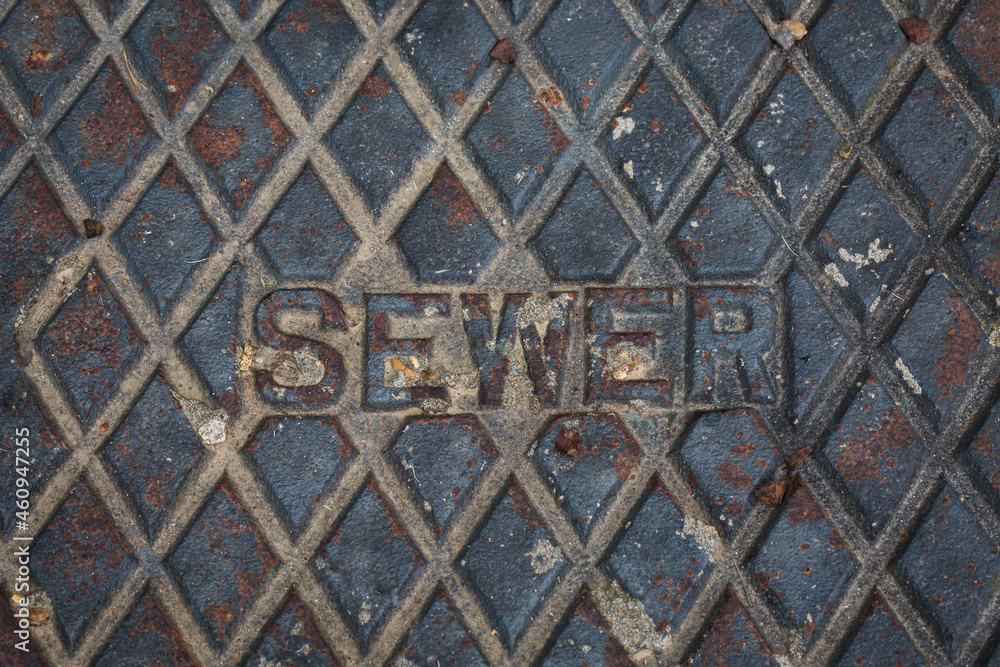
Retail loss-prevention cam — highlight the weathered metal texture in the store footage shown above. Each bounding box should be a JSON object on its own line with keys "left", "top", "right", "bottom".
{"left": 0, "top": 0, "right": 998, "bottom": 665}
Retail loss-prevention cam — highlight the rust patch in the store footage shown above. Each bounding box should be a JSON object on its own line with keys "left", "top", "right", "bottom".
{"left": 953, "top": 1, "right": 1000, "bottom": 86}
{"left": 934, "top": 293, "right": 982, "bottom": 403}
{"left": 719, "top": 460, "right": 753, "bottom": 489}
{"left": 44, "top": 269, "right": 139, "bottom": 372}
{"left": 77, "top": 65, "right": 150, "bottom": 168}
{"left": 835, "top": 408, "right": 916, "bottom": 483}
{"left": 786, "top": 484, "right": 825, "bottom": 525}
{"left": 148, "top": 0, "right": 226, "bottom": 114}
{"left": 509, "top": 478, "right": 544, "bottom": 527}
{"left": 697, "top": 588, "right": 774, "bottom": 664}
{"left": 6, "top": 164, "right": 78, "bottom": 304}
{"left": 428, "top": 163, "right": 482, "bottom": 229}
{"left": 359, "top": 74, "right": 392, "bottom": 100}
{"left": 189, "top": 124, "right": 248, "bottom": 168}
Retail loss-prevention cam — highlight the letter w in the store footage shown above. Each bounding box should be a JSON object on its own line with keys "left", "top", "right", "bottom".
{"left": 461, "top": 293, "right": 572, "bottom": 406}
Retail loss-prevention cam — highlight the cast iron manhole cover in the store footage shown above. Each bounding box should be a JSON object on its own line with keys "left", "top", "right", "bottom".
{"left": 2, "top": 0, "right": 1000, "bottom": 665}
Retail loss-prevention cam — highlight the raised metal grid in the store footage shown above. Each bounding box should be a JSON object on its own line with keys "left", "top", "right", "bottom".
{"left": 1, "top": 0, "right": 1000, "bottom": 664}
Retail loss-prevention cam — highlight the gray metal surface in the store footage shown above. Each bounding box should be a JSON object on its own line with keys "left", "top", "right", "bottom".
{"left": 1, "top": 0, "right": 1000, "bottom": 665}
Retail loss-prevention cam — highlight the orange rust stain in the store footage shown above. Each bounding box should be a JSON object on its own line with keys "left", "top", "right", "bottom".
{"left": 78, "top": 67, "right": 150, "bottom": 167}
{"left": 359, "top": 74, "right": 392, "bottom": 100}
{"left": 429, "top": 163, "right": 482, "bottom": 229}
{"left": 934, "top": 293, "right": 982, "bottom": 402}
{"left": 190, "top": 124, "right": 247, "bottom": 167}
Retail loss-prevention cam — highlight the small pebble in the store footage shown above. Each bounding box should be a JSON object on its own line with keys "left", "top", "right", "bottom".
{"left": 769, "top": 19, "right": 807, "bottom": 49}
{"left": 490, "top": 38, "right": 517, "bottom": 64}
{"left": 899, "top": 17, "right": 930, "bottom": 44}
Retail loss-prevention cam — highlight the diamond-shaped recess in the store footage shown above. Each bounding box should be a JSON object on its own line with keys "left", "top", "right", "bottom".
{"left": 958, "top": 168, "right": 1000, "bottom": 299}
{"left": 466, "top": 71, "right": 567, "bottom": 215}
{"left": 688, "top": 588, "right": 778, "bottom": 666}
{"left": 606, "top": 71, "right": 705, "bottom": 220}
{"left": 462, "top": 478, "right": 567, "bottom": 646}
{"left": 680, "top": 409, "right": 779, "bottom": 533}
{"left": 395, "top": 588, "right": 486, "bottom": 666}
{"left": 0, "top": 605, "right": 43, "bottom": 665}
{"left": 892, "top": 272, "right": 984, "bottom": 416}
{"left": 547, "top": 591, "right": 631, "bottom": 664}
{"left": 606, "top": 476, "right": 709, "bottom": 634}
{"left": 0, "top": 163, "right": 78, "bottom": 376}
{"left": 671, "top": 0, "right": 770, "bottom": 117}
{"left": 389, "top": 415, "right": 496, "bottom": 535}
{"left": 950, "top": 0, "right": 1000, "bottom": 109}
{"left": 898, "top": 485, "right": 1000, "bottom": 644}
{"left": 182, "top": 265, "right": 241, "bottom": 414}
{"left": 533, "top": 413, "right": 641, "bottom": 536}
{"left": 262, "top": 0, "right": 361, "bottom": 117}
{"left": 396, "top": 0, "right": 495, "bottom": 113}
{"left": 0, "top": 0, "right": 94, "bottom": 118}
{"left": 54, "top": 63, "right": 154, "bottom": 215}
{"left": 95, "top": 593, "right": 197, "bottom": 667}
{"left": 752, "top": 484, "right": 855, "bottom": 644}
{"left": 837, "top": 592, "right": 923, "bottom": 667}
{"left": 788, "top": 270, "right": 846, "bottom": 418}
{"left": 257, "top": 165, "right": 358, "bottom": 280}
{"left": 0, "top": 381, "right": 68, "bottom": 537}
{"left": 313, "top": 478, "right": 422, "bottom": 646}
{"left": 534, "top": 0, "right": 635, "bottom": 114}
{"left": 170, "top": 478, "right": 277, "bottom": 649}
{"left": 807, "top": 0, "right": 905, "bottom": 112}
{"left": 115, "top": 161, "right": 219, "bottom": 318}
{"left": 395, "top": 163, "right": 500, "bottom": 284}
{"left": 533, "top": 171, "right": 637, "bottom": 282}
{"left": 883, "top": 69, "right": 975, "bottom": 209}
{"left": 675, "top": 167, "right": 774, "bottom": 278}
{"left": 965, "top": 400, "right": 1000, "bottom": 496}
{"left": 35, "top": 482, "right": 135, "bottom": 647}
{"left": 104, "top": 372, "right": 202, "bottom": 535}
{"left": 127, "top": 0, "right": 229, "bottom": 115}
{"left": 40, "top": 266, "right": 144, "bottom": 427}
{"left": 248, "top": 594, "right": 341, "bottom": 666}
{"left": 191, "top": 64, "right": 292, "bottom": 213}
{"left": 245, "top": 417, "right": 355, "bottom": 536}
{"left": 810, "top": 170, "right": 916, "bottom": 314}
{"left": 327, "top": 66, "right": 428, "bottom": 215}
{"left": 824, "top": 375, "right": 922, "bottom": 530}
{"left": 0, "top": 109, "right": 21, "bottom": 165}
{"left": 743, "top": 73, "right": 841, "bottom": 218}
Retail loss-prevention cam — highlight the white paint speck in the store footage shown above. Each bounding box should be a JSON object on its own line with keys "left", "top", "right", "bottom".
{"left": 825, "top": 263, "right": 849, "bottom": 288}
{"left": 895, "top": 357, "right": 923, "bottom": 395}
{"left": 623, "top": 160, "right": 634, "bottom": 179}
{"left": 612, "top": 116, "right": 635, "bottom": 140}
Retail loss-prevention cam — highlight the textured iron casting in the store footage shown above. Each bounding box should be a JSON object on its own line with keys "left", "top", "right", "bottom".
{"left": 1, "top": 0, "right": 1000, "bottom": 665}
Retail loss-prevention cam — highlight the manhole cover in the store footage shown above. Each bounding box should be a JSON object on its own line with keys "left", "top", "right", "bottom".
{"left": 2, "top": 0, "right": 1000, "bottom": 665}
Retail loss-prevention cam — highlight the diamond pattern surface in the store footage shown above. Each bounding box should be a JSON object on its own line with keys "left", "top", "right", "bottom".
{"left": 4, "top": 0, "right": 1000, "bottom": 665}
{"left": 313, "top": 478, "right": 421, "bottom": 646}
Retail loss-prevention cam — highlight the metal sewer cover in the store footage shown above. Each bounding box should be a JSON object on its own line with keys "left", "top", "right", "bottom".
{"left": 1, "top": 0, "right": 1000, "bottom": 665}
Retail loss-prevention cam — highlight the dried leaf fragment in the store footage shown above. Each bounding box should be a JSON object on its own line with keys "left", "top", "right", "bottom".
{"left": 755, "top": 477, "right": 789, "bottom": 505}
{"left": 754, "top": 465, "right": 790, "bottom": 505}
{"left": 28, "top": 607, "right": 49, "bottom": 623}
{"left": 84, "top": 218, "right": 101, "bottom": 238}
{"left": 555, "top": 427, "right": 581, "bottom": 456}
